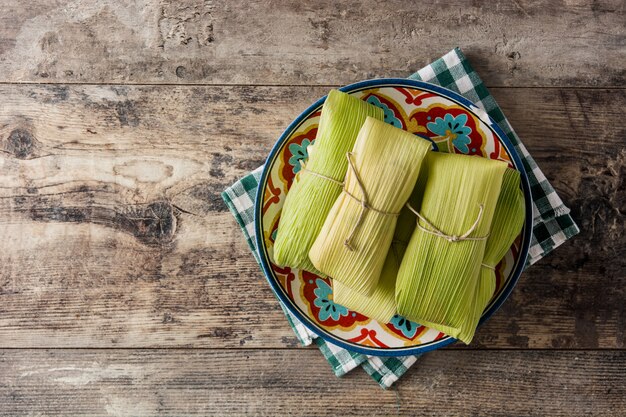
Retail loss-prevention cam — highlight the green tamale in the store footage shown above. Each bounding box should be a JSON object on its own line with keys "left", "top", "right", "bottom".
{"left": 396, "top": 152, "right": 507, "bottom": 344}
{"left": 272, "top": 90, "right": 384, "bottom": 273}
{"left": 470, "top": 168, "right": 526, "bottom": 325}
{"left": 310, "top": 117, "right": 431, "bottom": 296}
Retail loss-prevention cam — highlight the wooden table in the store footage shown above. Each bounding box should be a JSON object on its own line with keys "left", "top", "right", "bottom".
{"left": 0, "top": 1, "right": 624, "bottom": 415}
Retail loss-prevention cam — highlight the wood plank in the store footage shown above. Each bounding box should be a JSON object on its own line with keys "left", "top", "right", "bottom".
{"left": 0, "top": 349, "right": 624, "bottom": 416}
{"left": 1, "top": 0, "right": 624, "bottom": 86}
{"left": 0, "top": 85, "right": 624, "bottom": 348}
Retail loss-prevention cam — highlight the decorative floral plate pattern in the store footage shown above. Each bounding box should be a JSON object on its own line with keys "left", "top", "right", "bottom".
{"left": 255, "top": 79, "right": 532, "bottom": 356}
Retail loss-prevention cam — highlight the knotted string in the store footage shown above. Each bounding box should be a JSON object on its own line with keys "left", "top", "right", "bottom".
{"left": 481, "top": 263, "right": 496, "bottom": 270}
{"left": 406, "top": 202, "right": 490, "bottom": 243}
{"left": 299, "top": 153, "right": 400, "bottom": 252}
{"left": 298, "top": 160, "right": 344, "bottom": 187}
{"left": 342, "top": 152, "right": 400, "bottom": 251}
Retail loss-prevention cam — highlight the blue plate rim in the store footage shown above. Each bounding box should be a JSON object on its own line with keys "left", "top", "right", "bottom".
{"left": 254, "top": 78, "right": 532, "bottom": 356}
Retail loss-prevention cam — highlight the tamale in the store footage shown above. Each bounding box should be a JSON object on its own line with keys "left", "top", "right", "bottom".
{"left": 272, "top": 90, "right": 384, "bottom": 273}
{"left": 331, "top": 167, "right": 429, "bottom": 323}
{"left": 310, "top": 117, "right": 431, "bottom": 296}
{"left": 331, "top": 205, "right": 416, "bottom": 323}
{"left": 470, "top": 168, "right": 526, "bottom": 325}
{"left": 396, "top": 152, "right": 507, "bottom": 344}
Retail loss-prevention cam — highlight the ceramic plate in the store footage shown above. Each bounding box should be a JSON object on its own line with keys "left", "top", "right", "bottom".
{"left": 255, "top": 79, "right": 532, "bottom": 356}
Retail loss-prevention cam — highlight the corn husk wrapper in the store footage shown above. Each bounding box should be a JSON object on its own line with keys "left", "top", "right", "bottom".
{"left": 272, "top": 90, "right": 384, "bottom": 273}
{"left": 332, "top": 205, "right": 416, "bottom": 322}
{"left": 310, "top": 117, "right": 431, "bottom": 296}
{"left": 396, "top": 152, "right": 507, "bottom": 344}
{"left": 331, "top": 165, "right": 429, "bottom": 323}
{"left": 470, "top": 168, "right": 526, "bottom": 325}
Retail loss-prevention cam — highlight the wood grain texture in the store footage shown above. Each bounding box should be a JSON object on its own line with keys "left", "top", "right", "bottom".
{"left": 0, "top": 349, "right": 624, "bottom": 416}
{"left": 1, "top": 1, "right": 623, "bottom": 413}
{"left": 0, "top": 85, "right": 624, "bottom": 349}
{"left": 1, "top": 0, "right": 625, "bottom": 86}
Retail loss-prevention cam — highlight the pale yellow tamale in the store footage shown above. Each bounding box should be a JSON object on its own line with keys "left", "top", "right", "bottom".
{"left": 272, "top": 90, "right": 384, "bottom": 273}
{"left": 310, "top": 117, "right": 431, "bottom": 296}
{"left": 331, "top": 167, "right": 429, "bottom": 322}
{"left": 331, "top": 205, "right": 416, "bottom": 322}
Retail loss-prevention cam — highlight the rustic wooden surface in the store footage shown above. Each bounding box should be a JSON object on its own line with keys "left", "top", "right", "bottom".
{"left": 1, "top": 350, "right": 625, "bottom": 416}
{"left": 0, "top": 0, "right": 624, "bottom": 416}
{"left": 1, "top": 0, "right": 625, "bottom": 86}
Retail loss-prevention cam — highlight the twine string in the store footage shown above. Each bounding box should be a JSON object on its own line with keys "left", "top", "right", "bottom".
{"left": 406, "top": 202, "right": 490, "bottom": 243}
{"left": 298, "top": 153, "right": 400, "bottom": 252}
{"left": 481, "top": 263, "right": 496, "bottom": 271}
{"left": 298, "top": 160, "right": 344, "bottom": 187}
{"left": 342, "top": 152, "right": 400, "bottom": 251}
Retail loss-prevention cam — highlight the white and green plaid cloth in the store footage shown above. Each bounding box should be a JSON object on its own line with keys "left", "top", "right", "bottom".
{"left": 222, "top": 47, "right": 579, "bottom": 388}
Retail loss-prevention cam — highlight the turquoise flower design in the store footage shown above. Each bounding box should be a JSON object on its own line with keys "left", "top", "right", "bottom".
{"left": 288, "top": 139, "right": 312, "bottom": 174}
{"left": 389, "top": 314, "right": 420, "bottom": 339}
{"left": 366, "top": 96, "right": 402, "bottom": 128}
{"left": 426, "top": 113, "right": 472, "bottom": 153}
{"left": 313, "top": 279, "right": 349, "bottom": 321}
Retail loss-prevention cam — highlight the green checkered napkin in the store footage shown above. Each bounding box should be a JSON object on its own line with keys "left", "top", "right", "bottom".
{"left": 223, "top": 166, "right": 418, "bottom": 387}
{"left": 410, "top": 48, "right": 579, "bottom": 264}
{"left": 222, "top": 47, "right": 579, "bottom": 388}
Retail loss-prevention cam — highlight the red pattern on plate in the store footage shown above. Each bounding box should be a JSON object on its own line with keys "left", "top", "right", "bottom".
{"left": 301, "top": 274, "right": 370, "bottom": 328}
{"left": 348, "top": 329, "right": 389, "bottom": 348}
{"left": 396, "top": 87, "right": 438, "bottom": 106}
{"left": 280, "top": 126, "right": 318, "bottom": 188}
